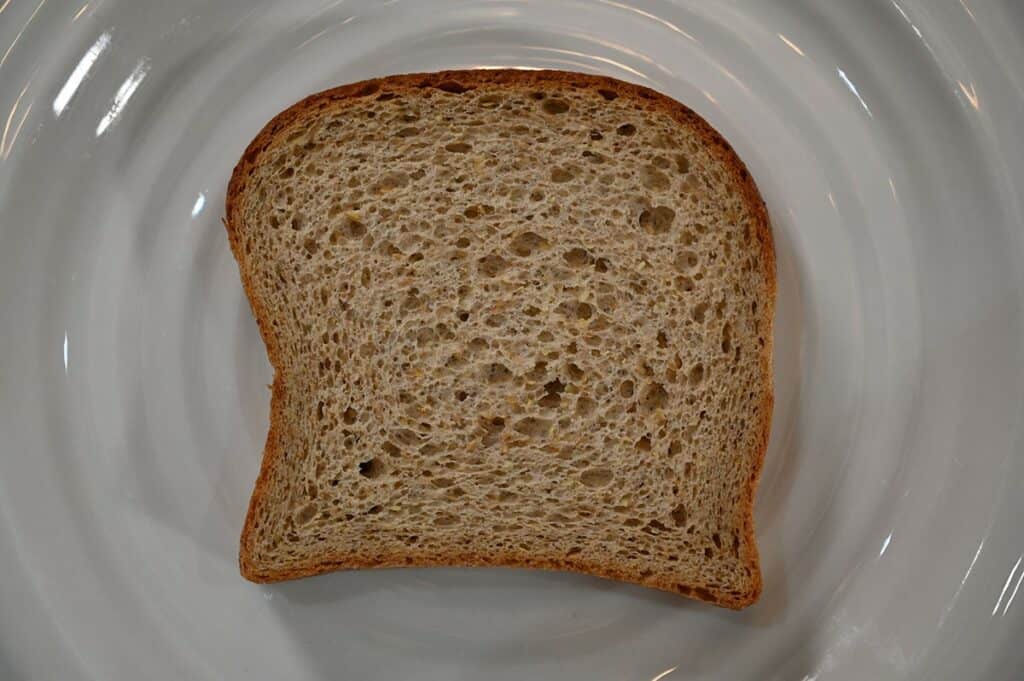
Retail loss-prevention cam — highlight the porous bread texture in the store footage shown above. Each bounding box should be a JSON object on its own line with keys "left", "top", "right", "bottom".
{"left": 225, "top": 70, "right": 775, "bottom": 609}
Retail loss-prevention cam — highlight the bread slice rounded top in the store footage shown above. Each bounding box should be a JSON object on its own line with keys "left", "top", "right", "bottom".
{"left": 226, "top": 69, "right": 774, "bottom": 609}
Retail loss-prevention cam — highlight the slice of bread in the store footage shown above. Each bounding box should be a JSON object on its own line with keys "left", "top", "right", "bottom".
{"left": 225, "top": 70, "right": 774, "bottom": 609}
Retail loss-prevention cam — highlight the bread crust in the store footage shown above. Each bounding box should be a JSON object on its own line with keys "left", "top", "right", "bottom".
{"left": 225, "top": 69, "right": 775, "bottom": 610}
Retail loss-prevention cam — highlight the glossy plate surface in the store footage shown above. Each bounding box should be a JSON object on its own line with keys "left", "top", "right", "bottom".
{"left": 1, "top": 1, "right": 1022, "bottom": 679}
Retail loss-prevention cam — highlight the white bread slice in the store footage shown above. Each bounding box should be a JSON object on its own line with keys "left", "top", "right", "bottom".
{"left": 225, "top": 70, "right": 774, "bottom": 609}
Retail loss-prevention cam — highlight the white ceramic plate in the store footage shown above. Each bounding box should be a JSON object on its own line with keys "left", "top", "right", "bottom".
{"left": 1, "top": 0, "right": 1022, "bottom": 679}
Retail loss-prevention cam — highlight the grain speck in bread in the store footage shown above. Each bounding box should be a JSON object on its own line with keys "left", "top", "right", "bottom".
{"left": 225, "top": 70, "right": 775, "bottom": 609}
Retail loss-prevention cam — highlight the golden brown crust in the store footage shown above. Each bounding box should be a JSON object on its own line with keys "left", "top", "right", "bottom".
{"left": 226, "top": 69, "right": 775, "bottom": 610}
{"left": 241, "top": 548, "right": 752, "bottom": 610}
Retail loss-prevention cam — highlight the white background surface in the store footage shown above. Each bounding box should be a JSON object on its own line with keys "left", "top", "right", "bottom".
{"left": 0, "top": 0, "right": 1022, "bottom": 679}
